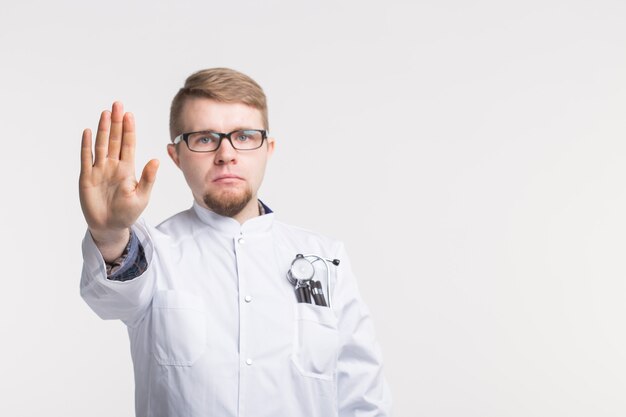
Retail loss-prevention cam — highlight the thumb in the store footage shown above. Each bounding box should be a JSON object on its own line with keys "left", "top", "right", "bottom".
{"left": 137, "top": 159, "right": 160, "bottom": 199}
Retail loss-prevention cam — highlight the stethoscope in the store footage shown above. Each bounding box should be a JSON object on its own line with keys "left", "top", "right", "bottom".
{"left": 287, "top": 254, "right": 340, "bottom": 308}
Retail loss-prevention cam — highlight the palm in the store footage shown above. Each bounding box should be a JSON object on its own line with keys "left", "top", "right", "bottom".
{"left": 79, "top": 102, "right": 159, "bottom": 238}
{"left": 81, "top": 157, "right": 143, "bottom": 230}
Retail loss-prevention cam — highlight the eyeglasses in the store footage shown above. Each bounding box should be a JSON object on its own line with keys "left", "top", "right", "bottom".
{"left": 173, "top": 129, "right": 267, "bottom": 152}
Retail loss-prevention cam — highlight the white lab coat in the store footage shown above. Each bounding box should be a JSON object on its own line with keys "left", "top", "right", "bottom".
{"left": 80, "top": 202, "right": 392, "bottom": 417}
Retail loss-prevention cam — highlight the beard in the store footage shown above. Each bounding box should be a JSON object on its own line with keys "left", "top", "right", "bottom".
{"left": 202, "top": 186, "right": 254, "bottom": 218}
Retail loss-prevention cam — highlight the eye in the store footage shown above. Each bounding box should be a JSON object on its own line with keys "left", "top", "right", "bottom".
{"left": 235, "top": 132, "right": 251, "bottom": 142}
{"left": 190, "top": 132, "right": 220, "bottom": 145}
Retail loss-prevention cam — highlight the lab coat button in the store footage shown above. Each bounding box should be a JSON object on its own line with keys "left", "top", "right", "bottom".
{"left": 244, "top": 295, "right": 253, "bottom": 303}
{"left": 246, "top": 358, "right": 253, "bottom": 365}
{"left": 238, "top": 237, "right": 246, "bottom": 244}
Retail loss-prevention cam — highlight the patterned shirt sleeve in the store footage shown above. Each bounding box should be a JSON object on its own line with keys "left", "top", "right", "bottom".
{"left": 106, "top": 229, "right": 148, "bottom": 282}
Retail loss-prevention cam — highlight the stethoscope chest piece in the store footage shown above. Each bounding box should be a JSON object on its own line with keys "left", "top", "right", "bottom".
{"left": 288, "top": 254, "right": 315, "bottom": 282}
{"left": 287, "top": 253, "right": 340, "bottom": 308}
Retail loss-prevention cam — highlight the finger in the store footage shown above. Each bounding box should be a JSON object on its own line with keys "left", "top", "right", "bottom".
{"left": 108, "top": 101, "right": 124, "bottom": 160}
{"left": 80, "top": 128, "right": 93, "bottom": 179}
{"left": 120, "top": 112, "right": 136, "bottom": 162}
{"left": 137, "top": 159, "right": 160, "bottom": 200}
{"left": 94, "top": 110, "right": 111, "bottom": 165}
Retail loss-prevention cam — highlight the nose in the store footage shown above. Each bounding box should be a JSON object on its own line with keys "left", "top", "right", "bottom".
{"left": 214, "top": 137, "right": 237, "bottom": 165}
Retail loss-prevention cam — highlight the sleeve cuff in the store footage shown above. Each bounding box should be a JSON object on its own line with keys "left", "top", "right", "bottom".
{"left": 107, "top": 230, "right": 148, "bottom": 282}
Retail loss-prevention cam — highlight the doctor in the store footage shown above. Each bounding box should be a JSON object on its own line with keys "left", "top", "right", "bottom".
{"left": 79, "top": 68, "right": 392, "bottom": 417}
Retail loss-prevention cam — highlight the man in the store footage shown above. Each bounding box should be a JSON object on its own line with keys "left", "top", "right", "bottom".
{"left": 79, "top": 68, "right": 392, "bottom": 416}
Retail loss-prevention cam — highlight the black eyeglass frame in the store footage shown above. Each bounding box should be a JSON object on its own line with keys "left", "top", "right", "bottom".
{"left": 172, "top": 129, "right": 268, "bottom": 152}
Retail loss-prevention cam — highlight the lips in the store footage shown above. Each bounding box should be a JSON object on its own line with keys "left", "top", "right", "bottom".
{"left": 213, "top": 174, "right": 244, "bottom": 182}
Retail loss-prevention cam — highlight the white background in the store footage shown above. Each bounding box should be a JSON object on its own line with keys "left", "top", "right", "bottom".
{"left": 1, "top": 0, "right": 625, "bottom": 416}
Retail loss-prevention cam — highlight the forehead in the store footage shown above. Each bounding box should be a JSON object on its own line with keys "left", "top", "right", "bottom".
{"left": 180, "top": 97, "right": 264, "bottom": 132}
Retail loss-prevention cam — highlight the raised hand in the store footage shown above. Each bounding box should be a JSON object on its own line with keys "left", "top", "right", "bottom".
{"left": 79, "top": 102, "right": 159, "bottom": 261}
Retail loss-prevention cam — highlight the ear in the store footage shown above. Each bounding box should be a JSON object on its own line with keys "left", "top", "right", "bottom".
{"left": 266, "top": 136, "right": 276, "bottom": 158}
{"left": 167, "top": 144, "right": 181, "bottom": 168}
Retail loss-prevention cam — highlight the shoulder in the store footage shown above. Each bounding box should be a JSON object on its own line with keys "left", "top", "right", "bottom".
{"left": 272, "top": 219, "right": 344, "bottom": 257}
{"left": 155, "top": 207, "right": 199, "bottom": 237}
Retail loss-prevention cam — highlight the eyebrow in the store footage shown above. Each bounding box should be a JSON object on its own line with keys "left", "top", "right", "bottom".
{"left": 228, "top": 127, "right": 262, "bottom": 132}
{"left": 193, "top": 127, "right": 261, "bottom": 134}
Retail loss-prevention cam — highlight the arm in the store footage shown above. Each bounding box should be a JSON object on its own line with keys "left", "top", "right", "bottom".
{"left": 79, "top": 102, "right": 160, "bottom": 326}
{"left": 334, "top": 244, "right": 393, "bottom": 417}
{"left": 80, "top": 220, "right": 156, "bottom": 327}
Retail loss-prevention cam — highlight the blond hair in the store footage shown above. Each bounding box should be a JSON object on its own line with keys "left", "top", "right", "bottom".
{"left": 169, "top": 68, "right": 268, "bottom": 140}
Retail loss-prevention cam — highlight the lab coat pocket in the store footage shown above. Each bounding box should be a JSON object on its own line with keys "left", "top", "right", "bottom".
{"left": 291, "top": 303, "right": 339, "bottom": 380}
{"left": 152, "top": 290, "right": 207, "bottom": 366}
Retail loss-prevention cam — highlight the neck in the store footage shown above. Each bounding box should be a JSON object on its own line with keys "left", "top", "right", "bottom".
{"left": 231, "top": 197, "right": 261, "bottom": 224}
{"left": 195, "top": 195, "right": 261, "bottom": 225}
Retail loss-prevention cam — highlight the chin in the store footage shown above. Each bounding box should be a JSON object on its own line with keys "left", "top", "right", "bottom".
{"left": 202, "top": 187, "right": 253, "bottom": 218}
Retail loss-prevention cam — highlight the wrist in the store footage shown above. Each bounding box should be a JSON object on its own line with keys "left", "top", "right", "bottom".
{"left": 89, "top": 228, "right": 131, "bottom": 263}
{"left": 89, "top": 227, "right": 130, "bottom": 246}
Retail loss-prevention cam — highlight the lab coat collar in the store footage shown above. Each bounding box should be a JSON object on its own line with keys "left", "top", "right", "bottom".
{"left": 192, "top": 200, "right": 275, "bottom": 236}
